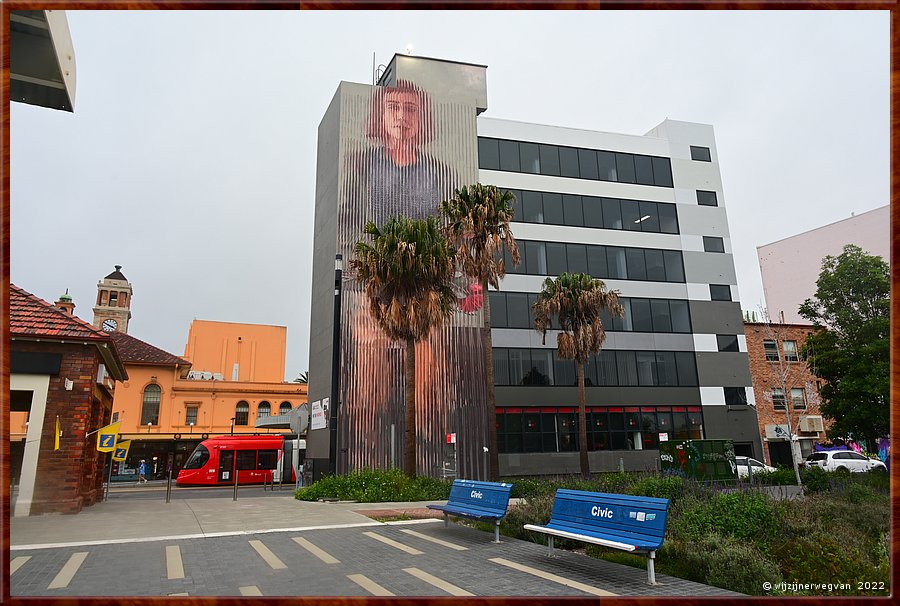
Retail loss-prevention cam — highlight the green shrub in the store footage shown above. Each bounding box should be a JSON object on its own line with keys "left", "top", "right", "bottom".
{"left": 672, "top": 489, "right": 780, "bottom": 544}
{"left": 294, "top": 468, "right": 451, "bottom": 502}
{"left": 506, "top": 477, "right": 557, "bottom": 499}
{"left": 628, "top": 474, "right": 684, "bottom": 500}
{"left": 800, "top": 466, "right": 830, "bottom": 493}
{"left": 771, "top": 532, "right": 888, "bottom": 594}
{"left": 705, "top": 536, "right": 782, "bottom": 595}
{"left": 749, "top": 467, "right": 797, "bottom": 486}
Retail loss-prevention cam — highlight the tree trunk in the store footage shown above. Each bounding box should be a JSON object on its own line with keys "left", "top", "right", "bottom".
{"left": 404, "top": 337, "right": 417, "bottom": 478}
{"left": 577, "top": 361, "right": 590, "bottom": 478}
{"left": 483, "top": 280, "right": 500, "bottom": 481}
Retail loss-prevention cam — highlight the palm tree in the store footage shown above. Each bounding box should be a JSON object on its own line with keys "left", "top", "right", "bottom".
{"left": 533, "top": 273, "right": 623, "bottom": 478}
{"left": 350, "top": 216, "right": 458, "bottom": 477}
{"left": 294, "top": 371, "right": 308, "bottom": 384}
{"left": 441, "top": 184, "right": 520, "bottom": 481}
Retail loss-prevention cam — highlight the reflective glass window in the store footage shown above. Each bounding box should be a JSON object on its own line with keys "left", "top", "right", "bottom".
{"left": 554, "top": 356, "right": 576, "bottom": 386}
{"left": 567, "top": 244, "right": 588, "bottom": 275}
{"left": 675, "top": 352, "right": 698, "bottom": 386}
{"left": 615, "top": 153, "right": 636, "bottom": 183}
{"left": 621, "top": 199, "right": 642, "bottom": 231}
{"left": 652, "top": 157, "right": 673, "bottom": 187}
{"left": 539, "top": 144, "right": 560, "bottom": 176}
{"left": 508, "top": 349, "right": 530, "bottom": 385}
{"left": 489, "top": 291, "right": 507, "bottom": 328}
{"left": 609, "top": 411, "right": 625, "bottom": 431}
{"left": 587, "top": 245, "right": 608, "bottom": 278}
{"left": 506, "top": 293, "right": 530, "bottom": 328}
{"left": 638, "top": 201, "right": 660, "bottom": 232}
{"left": 493, "top": 348, "right": 510, "bottom": 385}
{"left": 709, "top": 284, "right": 732, "bottom": 301}
{"left": 634, "top": 155, "right": 654, "bottom": 185}
{"left": 598, "top": 351, "right": 618, "bottom": 385}
{"left": 651, "top": 299, "right": 672, "bottom": 332}
{"left": 636, "top": 352, "right": 658, "bottom": 386}
{"left": 578, "top": 149, "right": 599, "bottom": 180}
{"left": 546, "top": 242, "right": 568, "bottom": 276}
{"left": 543, "top": 193, "right": 564, "bottom": 225}
{"left": 563, "top": 195, "right": 584, "bottom": 226}
{"left": 663, "top": 251, "right": 685, "bottom": 282}
{"left": 625, "top": 248, "right": 646, "bottom": 280}
{"left": 669, "top": 300, "right": 691, "bottom": 333}
{"left": 499, "top": 140, "right": 520, "bottom": 171}
{"left": 525, "top": 241, "right": 547, "bottom": 275}
{"left": 519, "top": 142, "right": 540, "bottom": 174}
{"left": 236, "top": 450, "right": 257, "bottom": 470}
{"left": 690, "top": 146, "right": 712, "bottom": 162}
{"left": 703, "top": 236, "right": 725, "bottom": 253}
{"left": 523, "top": 190, "right": 544, "bottom": 223}
{"left": 697, "top": 190, "right": 718, "bottom": 206}
{"left": 616, "top": 351, "right": 638, "bottom": 385}
{"left": 631, "top": 299, "right": 653, "bottom": 332}
{"left": 526, "top": 350, "right": 553, "bottom": 385}
{"left": 607, "top": 247, "right": 627, "bottom": 279}
{"left": 656, "top": 352, "right": 678, "bottom": 386}
{"left": 602, "top": 198, "right": 623, "bottom": 229}
{"left": 559, "top": 147, "right": 580, "bottom": 177}
{"left": 597, "top": 151, "right": 617, "bottom": 181}
{"left": 583, "top": 196, "right": 603, "bottom": 228}
{"left": 645, "top": 249, "right": 666, "bottom": 281}
{"left": 724, "top": 387, "right": 747, "bottom": 405}
{"left": 478, "top": 138, "right": 500, "bottom": 170}
{"left": 717, "top": 334, "right": 739, "bottom": 352}
{"left": 658, "top": 203, "right": 679, "bottom": 234}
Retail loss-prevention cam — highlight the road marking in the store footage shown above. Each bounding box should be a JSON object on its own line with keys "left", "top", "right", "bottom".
{"left": 168, "top": 593, "right": 190, "bottom": 596}
{"left": 166, "top": 545, "right": 185, "bottom": 579}
{"left": 489, "top": 557, "right": 618, "bottom": 596}
{"left": 403, "top": 567, "right": 474, "bottom": 596}
{"left": 399, "top": 528, "right": 467, "bottom": 551}
{"left": 292, "top": 537, "right": 340, "bottom": 564}
{"left": 249, "top": 540, "right": 287, "bottom": 569}
{"left": 240, "top": 585, "right": 263, "bottom": 596}
{"left": 363, "top": 531, "right": 423, "bottom": 555}
{"left": 10, "top": 556, "right": 31, "bottom": 575}
{"left": 47, "top": 552, "right": 88, "bottom": 589}
{"left": 347, "top": 573, "right": 395, "bottom": 596}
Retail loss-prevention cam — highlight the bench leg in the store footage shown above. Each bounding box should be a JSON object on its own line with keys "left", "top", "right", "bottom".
{"left": 647, "top": 551, "right": 657, "bottom": 585}
{"left": 443, "top": 512, "right": 449, "bottom": 528}
{"left": 494, "top": 521, "right": 500, "bottom": 544}
{"left": 547, "top": 535, "right": 554, "bottom": 557}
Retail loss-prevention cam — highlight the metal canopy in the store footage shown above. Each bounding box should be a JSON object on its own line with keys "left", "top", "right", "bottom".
{"left": 11, "top": 10, "right": 76, "bottom": 112}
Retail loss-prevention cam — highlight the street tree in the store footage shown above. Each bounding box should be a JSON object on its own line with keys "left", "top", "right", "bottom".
{"left": 294, "top": 371, "right": 308, "bottom": 384}
{"left": 533, "top": 273, "right": 622, "bottom": 478}
{"left": 798, "top": 244, "right": 889, "bottom": 450}
{"left": 350, "top": 216, "right": 458, "bottom": 477}
{"left": 441, "top": 184, "right": 520, "bottom": 481}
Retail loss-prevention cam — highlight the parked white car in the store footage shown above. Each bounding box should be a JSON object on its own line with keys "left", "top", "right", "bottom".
{"left": 735, "top": 456, "right": 776, "bottom": 478}
{"left": 805, "top": 450, "right": 887, "bottom": 473}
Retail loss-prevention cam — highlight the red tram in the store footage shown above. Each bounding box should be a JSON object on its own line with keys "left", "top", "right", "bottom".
{"left": 176, "top": 435, "right": 306, "bottom": 486}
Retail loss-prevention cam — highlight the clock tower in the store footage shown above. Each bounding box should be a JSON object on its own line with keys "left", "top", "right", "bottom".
{"left": 93, "top": 265, "right": 133, "bottom": 334}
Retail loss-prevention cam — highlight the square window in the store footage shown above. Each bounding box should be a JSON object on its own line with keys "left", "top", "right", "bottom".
{"left": 717, "top": 334, "right": 739, "bottom": 352}
{"left": 709, "top": 284, "right": 732, "bottom": 301}
{"left": 696, "top": 190, "right": 718, "bottom": 206}
{"left": 690, "top": 146, "right": 712, "bottom": 162}
{"left": 724, "top": 387, "right": 747, "bottom": 405}
{"left": 703, "top": 236, "right": 725, "bottom": 253}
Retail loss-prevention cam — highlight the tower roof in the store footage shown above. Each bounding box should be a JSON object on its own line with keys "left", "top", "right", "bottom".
{"left": 104, "top": 264, "right": 127, "bottom": 281}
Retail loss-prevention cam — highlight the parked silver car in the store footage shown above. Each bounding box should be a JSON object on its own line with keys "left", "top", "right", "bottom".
{"left": 805, "top": 450, "right": 887, "bottom": 473}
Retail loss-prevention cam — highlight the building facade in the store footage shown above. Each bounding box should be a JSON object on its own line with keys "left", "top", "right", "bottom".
{"left": 10, "top": 285, "right": 127, "bottom": 515}
{"left": 308, "top": 54, "right": 761, "bottom": 478}
{"left": 757, "top": 205, "right": 889, "bottom": 325}
{"left": 744, "top": 321, "right": 827, "bottom": 466}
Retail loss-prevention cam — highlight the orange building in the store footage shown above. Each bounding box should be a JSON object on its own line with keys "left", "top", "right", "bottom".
{"left": 88, "top": 267, "right": 307, "bottom": 480}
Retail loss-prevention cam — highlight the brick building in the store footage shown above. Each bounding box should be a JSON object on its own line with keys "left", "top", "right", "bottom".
{"left": 744, "top": 321, "right": 827, "bottom": 466}
{"left": 10, "top": 284, "right": 127, "bottom": 516}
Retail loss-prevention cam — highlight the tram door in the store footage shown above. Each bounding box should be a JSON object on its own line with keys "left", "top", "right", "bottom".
{"left": 218, "top": 450, "right": 235, "bottom": 483}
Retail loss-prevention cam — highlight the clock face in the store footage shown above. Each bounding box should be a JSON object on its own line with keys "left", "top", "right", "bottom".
{"left": 102, "top": 319, "right": 118, "bottom": 332}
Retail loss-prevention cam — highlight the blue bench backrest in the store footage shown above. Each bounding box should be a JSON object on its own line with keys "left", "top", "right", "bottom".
{"left": 447, "top": 480, "right": 513, "bottom": 515}
{"left": 550, "top": 489, "right": 669, "bottom": 548}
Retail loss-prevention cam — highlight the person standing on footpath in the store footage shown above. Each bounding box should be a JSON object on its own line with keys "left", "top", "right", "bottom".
{"left": 138, "top": 459, "right": 148, "bottom": 484}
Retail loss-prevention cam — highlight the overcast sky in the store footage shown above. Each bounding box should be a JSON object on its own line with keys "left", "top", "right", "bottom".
{"left": 11, "top": 10, "right": 888, "bottom": 381}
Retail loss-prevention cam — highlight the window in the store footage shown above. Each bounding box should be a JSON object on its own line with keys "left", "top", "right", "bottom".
{"left": 493, "top": 348, "right": 510, "bottom": 385}
{"left": 717, "top": 334, "right": 739, "bottom": 352}
{"left": 763, "top": 340, "right": 780, "bottom": 361}
{"left": 236, "top": 450, "right": 256, "bottom": 470}
{"left": 578, "top": 148, "right": 599, "bottom": 180}
{"left": 652, "top": 157, "right": 673, "bottom": 187}
{"left": 634, "top": 155, "right": 654, "bottom": 185}
{"left": 771, "top": 388, "right": 786, "bottom": 410}
{"left": 140, "top": 384, "right": 161, "bottom": 426}
{"left": 519, "top": 142, "right": 540, "bottom": 174}
{"left": 724, "top": 387, "right": 747, "bottom": 405}
{"left": 559, "top": 146, "right": 579, "bottom": 177}
{"left": 109, "top": 292, "right": 118, "bottom": 306}
{"left": 539, "top": 144, "right": 560, "bottom": 176}
{"left": 235, "top": 402, "right": 249, "bottom": 426}
{"left": 279, "top": 402, "right": 292, "bottom": 415}
{"left": 183, "top": 445, "right": 210, "bottom": 470}
{"left": 478, "top": 138, "right": 499, "bottom": 170}
{"left": 696, "top": 190, "right": 718, "bottom": 206}
{"left": 615, "top": 152, "right": 636, "bottom": 183}
{"left": 257, "top": 401, "right": 271, "bottom": 417}
{"left": 111, "top": 411, "right": 119, "bottom": 423}
{"left": 703, "top": 236, "right": 725, "bottom": 253}
{"left": 783, "top": 340, "right": 799, "bottom": 362}
{"left": 258, "top": 450, "right": 277, "bottom": 470}
{"left": 690, "top": 145, "right": 712, "bottom": 162}
{"left": 185, "top": 406, "right": 198, "bottom": 426}
{"left": 709, "top": 284, "right": 732, "bottom": 301}
{"left": 791, "top": 388, "right": 806, "bottom": 409}
{"left": 499, "top": 140, "right": 520, "bottom": 171}
{"left": 597, "top": 151, "right": 617, "bottom": 181}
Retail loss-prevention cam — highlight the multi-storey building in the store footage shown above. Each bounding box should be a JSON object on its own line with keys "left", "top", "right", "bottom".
{"left": 308, "top": 54, "right": 761, "bottom": 478}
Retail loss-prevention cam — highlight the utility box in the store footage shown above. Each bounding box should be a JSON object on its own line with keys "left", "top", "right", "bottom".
{"left": 659, "top": 439, "right": 737, "bottom": 482}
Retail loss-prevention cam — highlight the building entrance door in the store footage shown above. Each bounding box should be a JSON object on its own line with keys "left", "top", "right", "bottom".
{"left": 218, "top": 450, "right": 235, "bottom": 484}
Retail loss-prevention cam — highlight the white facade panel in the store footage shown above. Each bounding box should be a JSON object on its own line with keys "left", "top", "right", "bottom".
{"left": 677, "top": 205, "right": 732, "bottom": 238}
{"left": 670, "top": 158, "right": 723, "bottom": 191}
{"left": 680, "top": 235, "right": 705, "bottom": 252}
{"left": 737, "top": 335, "right": 747, "bottom": 353}
{"left": 480, "top": 170, "right": 677, "bottom": 203}
{"left": 700, "top": 386, "right": 726, "bottom": 406}
{"left": 495, "top": 274, "right": 692, "bottom": 300}
{"left": 687, "top": 283, "right": 712, "bottom": 301}
{"left": 693, "top": 334, "right": 719, "bottom": 352}
{"left": 511, "top": 221, "right": 681, "bottom": 249}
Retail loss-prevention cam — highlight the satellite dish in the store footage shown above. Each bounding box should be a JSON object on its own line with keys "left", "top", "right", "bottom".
{"left": 290, "top": 403, "right": 310, "bottom": 435}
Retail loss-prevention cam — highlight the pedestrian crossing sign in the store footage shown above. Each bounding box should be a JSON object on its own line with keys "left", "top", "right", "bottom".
{"left": 96, "top": 421, "right": 121, "bottom": 452}
{"left": 112, "top": 440, "right": 131, "bottom": 462}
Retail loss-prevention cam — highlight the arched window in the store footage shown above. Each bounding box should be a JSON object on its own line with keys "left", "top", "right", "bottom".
{"left": 235, "top": 401, "right": 249, "bottom": 426}
{"left": 258, "top": 401, "right": 271, "bottom": 417}
{"left": 279, "top": 402, "right": 292, "bottom": 415}
{"left": 141, "top": 384, "right": 161, "bottom": 426}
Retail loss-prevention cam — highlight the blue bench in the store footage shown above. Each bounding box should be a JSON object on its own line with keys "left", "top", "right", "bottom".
{"left": 524, "top": 489, "right": 670, "bottom": 584}
{"left": 426, "top": 479, "right": 514, "bottom": 543}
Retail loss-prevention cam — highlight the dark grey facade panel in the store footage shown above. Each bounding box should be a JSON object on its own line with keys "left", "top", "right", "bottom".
{"left": 688, "top": 301, "right": 746, "bottom": 335}
{"left": 496, "top": 386, "right": 701, "bottom": 406}
{"left": 695, "top": 352, "right": 752, "bottom": 386}
{"left": 701, "top": 406, "right": 764, "bottom": 459}
{"left": 500, "top": 449, "right": 659, "bottom": 476}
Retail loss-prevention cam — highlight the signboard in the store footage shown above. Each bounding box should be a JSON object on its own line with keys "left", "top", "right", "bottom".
{"left": 96, "top": 421, "right": 120, "bottom": 452}
{"left": 765, "top": 424, "right": 791, "bottom": 439}
{"left": 658, "top": 433, "right": 669, "bottom": 442}
{"left": 310, "top": 400, "right": 327, "bottom": 431}
{"left": 446, "top": 433, "right": 456, "bottom": 444}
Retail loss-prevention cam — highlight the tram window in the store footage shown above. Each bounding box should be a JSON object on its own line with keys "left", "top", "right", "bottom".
{"left": 257, "top": 450, "right": 277, "bottom": 470}
{"left": 182, "top": 445, "right": 209, "bottom": 470}
{"left": 236, "top": 450, "right": 257, "bottom": 470}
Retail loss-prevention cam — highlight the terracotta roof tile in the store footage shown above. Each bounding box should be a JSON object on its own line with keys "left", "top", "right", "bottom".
{"left": 108, "top": 331, "right": 190, "bottom": 367}
{"left": 10, "top": 284, "right": 108, "bottom": 340}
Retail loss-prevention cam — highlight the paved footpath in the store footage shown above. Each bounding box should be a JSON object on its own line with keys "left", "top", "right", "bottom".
{"left": 10, "top": 492, "right": 742, "bottom": 597}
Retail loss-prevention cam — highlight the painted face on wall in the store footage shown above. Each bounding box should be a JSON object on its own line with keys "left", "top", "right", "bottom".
{"left": 383, "top": 90, "right": 421, "bottom": 148}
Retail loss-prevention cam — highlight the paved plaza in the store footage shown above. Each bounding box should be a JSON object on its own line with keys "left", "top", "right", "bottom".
{"left": 10, "top": 487, "right": 742, "bottom": 597}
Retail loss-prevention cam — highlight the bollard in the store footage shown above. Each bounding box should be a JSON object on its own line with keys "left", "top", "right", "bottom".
{"left": 166, "top": 468, "right": 173, "bottom": 503}
{"left": 233, "top": 468, "right": 239, "bottom": 501}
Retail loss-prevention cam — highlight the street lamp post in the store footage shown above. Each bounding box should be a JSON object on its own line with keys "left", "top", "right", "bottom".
{"left": 328, "top": 254, "right": 343, "bottom": 476}
{"left": 230, "top": 417, "right": 235, "bottom": 436}
{"left": 189, "top": 422, "right": 194, "bottom": 434}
